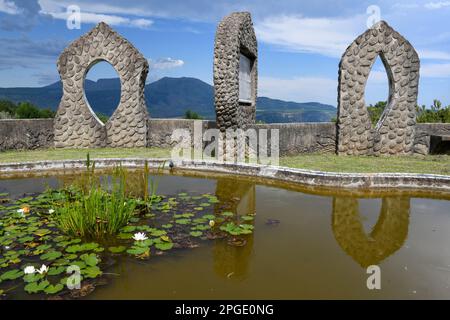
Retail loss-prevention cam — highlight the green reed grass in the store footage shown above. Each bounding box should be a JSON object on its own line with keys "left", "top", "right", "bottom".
{"left": 50, "top": 155, "right": 139, "bottom": 238}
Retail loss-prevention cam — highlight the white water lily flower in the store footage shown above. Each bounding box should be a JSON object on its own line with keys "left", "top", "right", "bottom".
{"left": 37, "top": 264, "right": 49, "bottom": 274}
{"left": 24, "top": 266, "right": 36, "bottom": 274}
{"left": 133, "top": 232, "right": 148, "bottom": 241}
{"left": 209, "top": 220, "right": 215, "bottom": 227}
{"left": 48, "top": 209, "right": 55, "bottom": 214}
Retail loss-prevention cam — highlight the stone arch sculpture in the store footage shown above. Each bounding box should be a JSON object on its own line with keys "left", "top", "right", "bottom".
{"left": 337, "top": 21, "right": 420, "bottom": 155}
{"left": 54, "top": 22, "right": 149, "bottom": 148}
{"left": 214, "top": 12, "right": 258, "bottom": 132}
{"left": 332, "top": 196, "right": 410, "bottom": 268}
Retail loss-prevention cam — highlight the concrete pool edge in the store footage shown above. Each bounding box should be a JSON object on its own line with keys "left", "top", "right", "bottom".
{"left": 0, "top": 158, "right": 449, "bottom": 192}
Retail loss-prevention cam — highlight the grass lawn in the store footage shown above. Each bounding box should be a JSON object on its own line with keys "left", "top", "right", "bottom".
{"left": 0, "top": 148, "right": 171, "bottom": 163}
{"left": 0, "top": 148, "right": 448, "bottom": 175}
{"left": 280, "top": 153, "right": 450, "bottom": 175}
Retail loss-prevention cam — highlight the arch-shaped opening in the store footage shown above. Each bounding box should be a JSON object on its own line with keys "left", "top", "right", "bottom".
{"left": 364, "top": 55, "right": 392, "bottom": 129}
{"left": 332, "top": 196, "right": 410, "bottom": 267}
{"left": 359, "top": 198, "right": 383, "bottom": 234}
{"left": 83, "top": 60, "right": 121, "bottom": 125}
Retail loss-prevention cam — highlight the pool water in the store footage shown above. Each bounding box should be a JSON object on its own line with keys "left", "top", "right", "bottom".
{"left": 1, "top": 170, "right": 450, "bottom": 299}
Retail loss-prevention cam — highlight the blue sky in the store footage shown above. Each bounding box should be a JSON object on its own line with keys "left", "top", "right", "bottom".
{"left": 0, "top": 0, "right": 449, "bottom": 107}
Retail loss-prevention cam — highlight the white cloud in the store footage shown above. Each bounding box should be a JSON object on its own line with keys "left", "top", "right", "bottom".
{"left": 424, "top": 1, "right": 450, "bottom": 9}
{"left": 258, "top": 76, "right": 337, "bottom": 105}
{"left": 418, "top": 49, "right": 450, "bottom": 60}
{"left": 150, "top": 57, "right": 184, "bottom": 70}
{"left": 255, "top": 14, "right": 366, "bottom": 58}
{"left": 0, "top": 0, "right": 21, "bottom": 14}
{"left": 421, "top": 63, "right": 450, "bottom": 77}
{"left": 45, "top": 10, "right": 153, "bottom": 29}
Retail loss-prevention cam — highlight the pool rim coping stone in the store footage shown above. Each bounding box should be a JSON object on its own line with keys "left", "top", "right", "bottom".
{"left": 0, "top": 158, "right": 448, "bottom": 192}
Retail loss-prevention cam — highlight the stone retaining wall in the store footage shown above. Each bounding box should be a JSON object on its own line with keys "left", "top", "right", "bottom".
{"left": 0, "top": 118, "right": 449, "bottom": 155}
{"left": 0, "top": 119, "right": 54, "bottom": 151}
{"left": 0, "top": 158, "right": 448, "bottom": 192}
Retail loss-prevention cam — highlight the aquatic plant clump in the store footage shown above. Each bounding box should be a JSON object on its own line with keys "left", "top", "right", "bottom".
{"left": 0, "top": 180, "right": 254, "bottom": 299}
{"left": 49, "top": 158, "right": 165, "bottom": 239}
{"left": 50, "top": 187, "right": 137, "bottom": 238}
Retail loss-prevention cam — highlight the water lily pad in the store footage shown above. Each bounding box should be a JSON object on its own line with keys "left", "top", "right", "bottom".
{"left": 36, "top": 244, "right": 52, "bottom": 251}
{"left": 150, "top": 229, "right": 166, "bottom": 237}
{"left": 221, "top": 211, "right": 234, "bottom": 217}
{"left": 162, "top": 224, "right": 173, "bottom": 229}
{"left": 47, "top": 266, "right": 66, "bottom": 276}
{"left": 120, "top": 225, "right": 137, "bottom": 233}
{"left": 239, "top": 224, "right": 254, "bottom": 230}
{"left": 40, "top": 251, "right": 62, "bottom": 261}
{"left": 241, "top": 215, "right": 254, "bottom": 221}
{"left": 155, "top": 242, "right": 174, "bottom": 251}
{"left": 83, "top": 265, "right": 102, "bottom": 278}
{"left": 199, "top": 203, "right": 210, "bottom": 207}
{"left": 23, "top": 273, "right": 44, "bottom": 283}
{"left": 71, "top": 261, "right": 86, "bottom": 269}
{"left": 34, "top": 229, "right": 52, "bottom": 237}
{"left": 117, "top": 233, "right": 133, "bottom": 240}
{"left": 175, "top": 218, "right": 191, "bottom": 225}
{"left": 134, "top": 239, "right": 153, "bottom": 247}
{"left": 80, "top": 253, "right": 99, "bottom": 267}
{"left": 18, "top": 236, "right": 34, "bottom": 243}
{"left": 44, "top": 283, "right": 64, "bottom": 294}
{"left": 24, "top": 280, "right": 49, "bottom": 293}
{"left": 66, "top": 242, "right": 99, "bottom": 253}
{"left": 189, "top": 231, "right": 203, "bottom": 237}
{"left": 174, "top": 213, "right": 194, "bottom": 218}
{"left": 1, "top": 269, "right": 24, "bottom": 280}
{"left": 126, "top": 246, "right": 149, "bottom": 255}
{"left": 108, "top": 246, "right": 126, "bottom": 253}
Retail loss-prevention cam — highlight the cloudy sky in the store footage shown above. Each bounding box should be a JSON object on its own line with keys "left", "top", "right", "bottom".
{"left": 0, "top": 0, "right": 449, "bottom": 106}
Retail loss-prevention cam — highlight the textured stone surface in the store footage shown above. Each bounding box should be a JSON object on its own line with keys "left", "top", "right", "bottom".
{"left": 0, "top": 119, "right": 53, "bottom": 151}
{"left": 413, "top": 123, "right": 450, "bottom": 155}
{"left": 54, "top": 22, "right": 149, "bottom": 148}
{"left": 1, "top": 158, "right": 449, "bottom": 192}
{"left": 252, "top": 123, "right": 336, "bottom": 155}
{"left": 337, "top": 21, "right": 420, "bottom": 155}
{"left": 147, "top": 119, "right": 216, "bottom": 148}
{"left": 332, "top": 196, "right": 409, "bottom": 267}
{"left": 1, "top": 118, "right": 448, "bottom": 156}
{"left": 214, "top": 12, "right": 257, "bottom": 132}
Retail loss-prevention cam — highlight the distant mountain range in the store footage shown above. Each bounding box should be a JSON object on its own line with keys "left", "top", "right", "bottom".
{"left": 0, "top": 77, "right": 336, "bottom": 123}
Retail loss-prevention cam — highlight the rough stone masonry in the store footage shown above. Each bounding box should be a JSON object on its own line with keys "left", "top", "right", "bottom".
{"left": 54, "top": 22, "right": 149, "bottom": 148}
{"left": 213, "top": 12, "right": 258, "bottom": 132}
{"left": 337, "top": 21, "right": 420, "bottom": 156}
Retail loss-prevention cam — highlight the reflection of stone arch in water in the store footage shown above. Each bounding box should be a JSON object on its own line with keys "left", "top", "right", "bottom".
{"left": 332, "top": 196, "right": 410, "bottom": 268}
{"left": 212, "top": 178, "right": 255, "bottom": 279}
{"left": 54, "top": 22, "right": 149, "bottom": 148}
{"left": 337, "top": 21, "right": 420, "bottom": 155}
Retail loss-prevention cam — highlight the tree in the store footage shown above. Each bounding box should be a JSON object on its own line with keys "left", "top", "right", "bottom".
{"left": 185, "top": 109, "right": 203, "bottom": 120}
{"left": 367, "top": 100, "right": 450, "bottom": 124}
{"left": 0, "top": 100, "right": 17, "bottom": 115}
{"left": 367, "top": 101, "right": 386, "bottom": 125}
{"left": 15, "top": 102, "right": 41, "bottom": 119}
